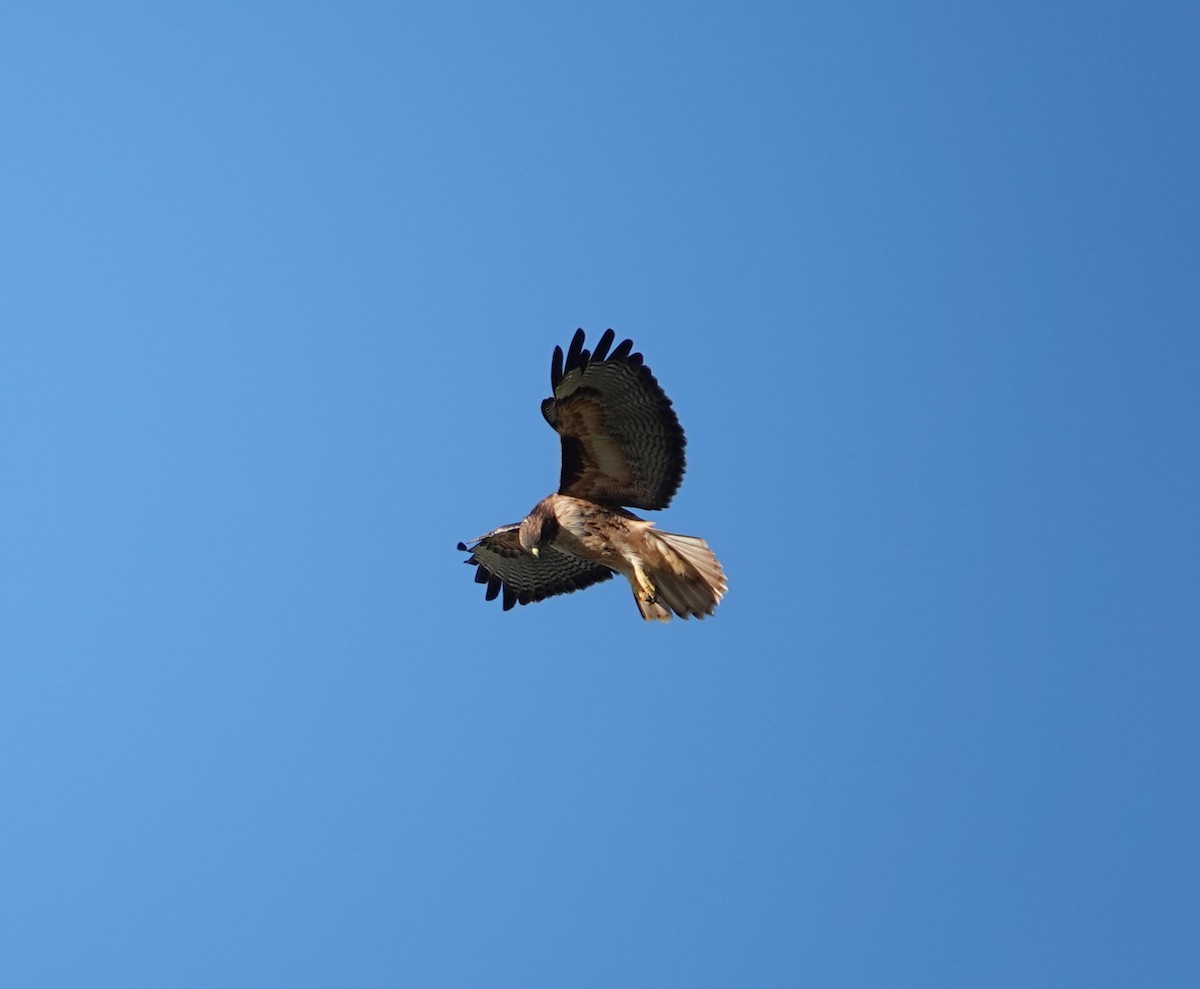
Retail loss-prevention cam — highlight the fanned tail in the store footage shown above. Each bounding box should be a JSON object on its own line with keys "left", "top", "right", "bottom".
{"left": 635, "top": 531, "right": 727, "bottom": 622}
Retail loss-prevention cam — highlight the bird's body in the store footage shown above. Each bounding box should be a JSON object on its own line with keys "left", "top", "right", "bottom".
{"left": 519, "top": 493, "right": 725, "bottom": 621}
{"left": 458, "top": 329, "right": 726, "bottom": 622}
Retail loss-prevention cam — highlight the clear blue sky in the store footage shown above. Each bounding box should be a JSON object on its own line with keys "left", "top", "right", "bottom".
{"left": 3, "top": 1, "right": 1197, "bottom": 985}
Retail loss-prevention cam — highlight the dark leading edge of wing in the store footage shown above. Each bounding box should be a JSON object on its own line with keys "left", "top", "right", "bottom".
{"left": 457, "top": 524, "right": 615, "bottom": 611}
{"left": 542, "top": 328, "right": 687, "bottom": 511}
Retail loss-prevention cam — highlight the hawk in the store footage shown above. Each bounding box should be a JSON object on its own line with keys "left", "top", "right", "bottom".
{"left": 457, "top": 328, "right": 727, "bottom": 622}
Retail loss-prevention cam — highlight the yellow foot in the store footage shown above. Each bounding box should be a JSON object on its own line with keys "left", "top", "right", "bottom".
{"left": 637, "top": 580, "right": 659, "bottom": 605}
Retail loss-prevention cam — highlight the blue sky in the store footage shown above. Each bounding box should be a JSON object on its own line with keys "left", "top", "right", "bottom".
{"left": 3, "top": 1, "right": 1198, "bottom": 985}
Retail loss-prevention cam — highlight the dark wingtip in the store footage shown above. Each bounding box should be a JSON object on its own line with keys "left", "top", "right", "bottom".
{"left": 456, "top": 541, "right": 469, "bottom": 552}
{"left": 550, "top": 345, "right": 564, "bottom": 390}
{"left": 610, "top": 337, "right": 634, "bottom": 362}
{"left": 591, "top": 328, "right": 616, "bottom": 362}
{"left": 565, "top": 328, "right": 586, "bottom": 373}
{"left": 485, "top": 574, "right": 502, "bottom": 601}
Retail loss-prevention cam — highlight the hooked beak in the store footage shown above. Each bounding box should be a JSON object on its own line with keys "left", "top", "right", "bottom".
{"left": 529, "top": 546, "right": 540, "bottom": 557}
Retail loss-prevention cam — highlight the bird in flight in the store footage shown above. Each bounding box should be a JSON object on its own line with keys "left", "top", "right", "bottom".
{"left": 457, "top": 328, "right": 727, "bottom": 621}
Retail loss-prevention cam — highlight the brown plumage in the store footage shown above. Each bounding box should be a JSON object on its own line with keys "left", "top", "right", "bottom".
{"left": 458, "top": 329, "right": 726, "bottom": 622}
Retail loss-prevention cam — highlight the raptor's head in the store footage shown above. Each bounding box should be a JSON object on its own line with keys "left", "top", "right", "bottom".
{"left": 518, "top": 506, "right": 559, "bottom": 557}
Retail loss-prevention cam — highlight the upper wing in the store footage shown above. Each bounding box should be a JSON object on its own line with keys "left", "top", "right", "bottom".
{"left": 457, "top": 524, "right": 615, "bottom": 611}
{"left": 541, "top": 328, "right": 686, "bottom": 510}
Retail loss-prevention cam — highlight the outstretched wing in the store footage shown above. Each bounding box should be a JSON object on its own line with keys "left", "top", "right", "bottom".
{"left": 457, "top": 524, "right": 615, "bottom": 611}
{"left": 541, "top": 328, "right": 686, "bottom": 510}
